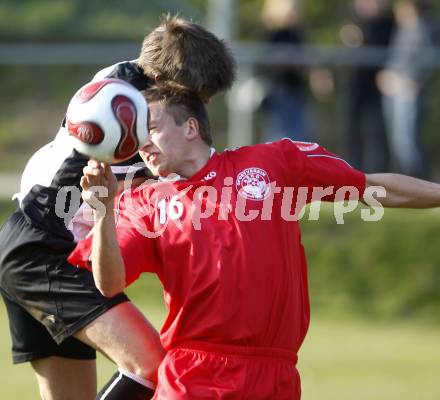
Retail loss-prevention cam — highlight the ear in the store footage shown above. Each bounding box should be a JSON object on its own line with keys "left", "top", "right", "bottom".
{"left": 185, "top": 117, "right": 200, "bottom": 141}
{"left": 154, "top": 74, "right": 161, "bottom": 82}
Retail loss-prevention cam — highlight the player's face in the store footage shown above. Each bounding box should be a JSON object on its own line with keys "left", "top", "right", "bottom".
{"left": 139, "top": 102, "right": 190, "bottom": 177}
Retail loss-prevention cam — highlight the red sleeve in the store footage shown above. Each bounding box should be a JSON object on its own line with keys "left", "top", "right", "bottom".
{"left": 276, "top": 139, "right": 366, "bottom": 202}
{"left": 67, "top": 189, "right": 160, "bottom": 287}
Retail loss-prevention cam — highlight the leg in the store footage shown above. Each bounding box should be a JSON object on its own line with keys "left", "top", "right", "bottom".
{"left": 391, "top": 96, "right": 423, "bottom": 176}
{"left": 384, "top": 93, "right": 423, "bottom": 176}
{"left": 96, "top": 370, "right": 155, "bottom": 399}
{"left": 74, "top": 301, "right": 165, "bottom": 382}
{"left": 31, "top": 357, "right": 96, "bottom": 400}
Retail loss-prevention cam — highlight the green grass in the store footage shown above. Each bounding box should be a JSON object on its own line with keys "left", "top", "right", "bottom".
{"left": 299, "top": 317, "right": 440, "bottom": 400}
{"left": 2, "top": 293, "right": 440, "bottom": 399}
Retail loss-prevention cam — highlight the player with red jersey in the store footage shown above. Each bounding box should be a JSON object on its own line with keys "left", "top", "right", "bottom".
{"left": 69, "top": 85, "right": 440, "bottom": 399}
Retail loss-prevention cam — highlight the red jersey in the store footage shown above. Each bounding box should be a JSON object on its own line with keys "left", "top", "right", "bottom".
{"left": 69, "top": 139, "right": 365, "bottom": 355}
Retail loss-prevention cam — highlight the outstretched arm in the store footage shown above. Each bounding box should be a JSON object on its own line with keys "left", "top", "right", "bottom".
{"left": 81, "top": 159, "right": 126, "bottom": 297}
{"left": 366, "top": 173, "right": 440, "bottom": 208}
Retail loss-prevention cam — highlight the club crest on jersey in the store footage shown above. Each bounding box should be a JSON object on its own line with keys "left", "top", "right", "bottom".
{"left": 236, "top": 167, "right": 271, "bottom": 201}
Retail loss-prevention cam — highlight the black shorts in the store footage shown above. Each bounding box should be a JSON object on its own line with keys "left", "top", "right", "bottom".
{"left": 0, "top": 210, "right": 129, "bottom": 363}
{"left": 1, "top": 293, "right": 96, "bottom": 364}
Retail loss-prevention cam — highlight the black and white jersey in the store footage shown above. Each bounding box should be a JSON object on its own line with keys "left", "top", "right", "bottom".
{"left": 91, "top": 59, "right": 151, "bottom": 91}
{"left": 0, "top": 61, "right": 150, "bottom": 316}
{"left": 13, "top": 60, "right": 153, "bottom": 241}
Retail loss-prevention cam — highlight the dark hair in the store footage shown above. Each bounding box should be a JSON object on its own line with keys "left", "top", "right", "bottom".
{"left": 143, "top": 84, "right": 212, "bottom": 146}
{"left": 138, "top": 14, "right": 236, "bottom": 101}
{"left": 412, "top": 0, "right": 432, "bottom": 16}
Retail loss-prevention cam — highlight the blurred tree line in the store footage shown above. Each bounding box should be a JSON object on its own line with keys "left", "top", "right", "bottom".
{"left": 0, "top": 0, "right": 206, "bottom": 42}
{"left": 5, "top": 0, "right": 438, "bottom": 43}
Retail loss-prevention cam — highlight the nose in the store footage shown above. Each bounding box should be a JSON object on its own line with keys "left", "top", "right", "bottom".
{"left": 140, "top": 134, "right": 153, "bottom": 151}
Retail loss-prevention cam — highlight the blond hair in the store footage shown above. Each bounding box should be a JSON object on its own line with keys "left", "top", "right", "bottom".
{"left": 139, "top": 14, "right": 236, "bottom": 102}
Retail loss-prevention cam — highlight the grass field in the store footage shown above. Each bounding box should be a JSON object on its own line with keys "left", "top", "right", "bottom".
{"left": 1, "top": 280, "right": 440, "bottom": 400}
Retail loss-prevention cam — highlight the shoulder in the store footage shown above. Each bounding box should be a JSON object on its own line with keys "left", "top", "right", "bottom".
{"left": 92, "top": 60, "right": 153, "bottom": 90}
{"left": 219, "top": 140, "right": 307, "bottom": 182}
{"left": 16, "top": 131, "right": 78, "bottom": 203}
{"left": 220, "top": 138, "right": 351, "bottom": 176}
{"left": 222, "top": 139, "right": 307, "bottom": 159}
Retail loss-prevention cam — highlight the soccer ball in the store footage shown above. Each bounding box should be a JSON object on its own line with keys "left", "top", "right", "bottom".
{"left": 66, "top": 78, "right": 148, "bottom": 163}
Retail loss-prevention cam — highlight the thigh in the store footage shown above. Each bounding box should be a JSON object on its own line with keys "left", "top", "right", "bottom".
{"left": 31, "top": 356, "right": 96, "bottom": 400}
{"left": 46, "top": 258, "right": 130, "bottom": 343}
{"left": 74, "top": 301, "right": 165, "bottom": 382}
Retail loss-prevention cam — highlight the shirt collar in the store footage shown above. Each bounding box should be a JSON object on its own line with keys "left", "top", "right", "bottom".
{"left": 158, "top": 148, "right": 217, "bottom": 182}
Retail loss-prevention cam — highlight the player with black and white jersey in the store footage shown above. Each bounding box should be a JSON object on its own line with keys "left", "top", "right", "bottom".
{"left": 0, "top": 15, "right": 235, "bottom": 400}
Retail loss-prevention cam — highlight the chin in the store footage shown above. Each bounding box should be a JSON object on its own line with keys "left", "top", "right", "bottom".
{"left": 149, "top": 168, "right": 161, "bottom": 177}
{"left": 155, "top": 164, "right": 172, "bottom": 177}
{"left": 157, "top": 169, "right": 171, "bottom": 177}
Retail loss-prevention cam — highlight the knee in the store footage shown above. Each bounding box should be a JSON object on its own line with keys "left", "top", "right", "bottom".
{"left": 125, "top": 347, "right": 165, "bottom": 381}
{"left": 131, "top": 365, "right": 155, "bottom": 381}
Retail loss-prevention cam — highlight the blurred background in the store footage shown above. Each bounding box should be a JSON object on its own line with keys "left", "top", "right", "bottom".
{"left": 1, "top": 0, "right": 440, "bottom": 399}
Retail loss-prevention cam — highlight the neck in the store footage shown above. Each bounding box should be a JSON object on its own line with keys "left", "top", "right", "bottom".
{"left": 178, "top": 145, "right": 211, "bottom": 178}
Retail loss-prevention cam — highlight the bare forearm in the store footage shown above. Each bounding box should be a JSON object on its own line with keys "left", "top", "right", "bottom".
{"left": 366, "top": 173, "right": 440, "bottom": 208}
{"left": 92, "top": 207, "right": 126, "bottom": 297}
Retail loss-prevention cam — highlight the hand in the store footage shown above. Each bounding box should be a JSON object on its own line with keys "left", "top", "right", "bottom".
{"left": 376, "top": 69, "right": 418, "bottom": 99}
{"left": 80, "top": 159, "right": 118, "bottom": 212}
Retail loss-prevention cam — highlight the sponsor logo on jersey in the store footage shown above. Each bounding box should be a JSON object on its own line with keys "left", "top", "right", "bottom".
{"left": 203, "top": 171, "right": 217, "bottom": 181}
{"left": 236, "top": 167, "right": 271, "bottom": 201}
